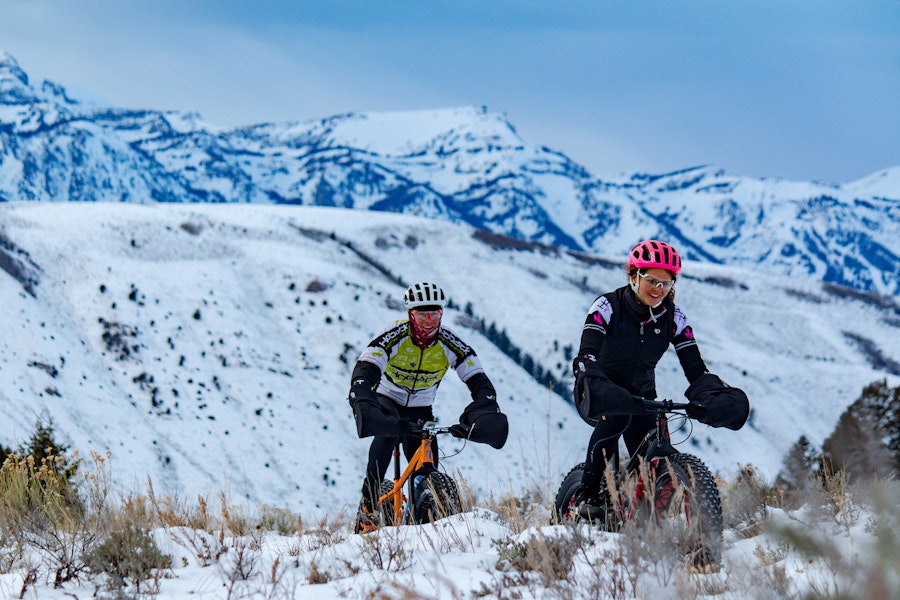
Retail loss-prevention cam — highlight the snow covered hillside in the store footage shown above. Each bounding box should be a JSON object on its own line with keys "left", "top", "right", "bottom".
{"left": 1, "top": 203, "right": 898, "bottom": 517}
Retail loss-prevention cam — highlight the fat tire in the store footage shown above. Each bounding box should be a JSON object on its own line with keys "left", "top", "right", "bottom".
{"left": 646, "top": 453, "right": 724, "bottom": 566}
{"left": 553, "top": 463, "right": 586, "bottom": 524}
{"left": 377, "top": 479, "right": 395, "bottom": 527}
{"left": 413, "top": 471, "right": 461, "bottom": 524}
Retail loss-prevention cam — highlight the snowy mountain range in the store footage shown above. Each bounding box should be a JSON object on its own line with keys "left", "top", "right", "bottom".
{"left": 2, "top": 51, "right": 899, "bottom": 295}
{"left": 1, "top": 202, "right": 899, "bottom": 517}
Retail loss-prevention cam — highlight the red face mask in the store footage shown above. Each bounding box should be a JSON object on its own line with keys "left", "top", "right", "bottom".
{"left": 408, "top": 308, "right": 442, "bottom": 347}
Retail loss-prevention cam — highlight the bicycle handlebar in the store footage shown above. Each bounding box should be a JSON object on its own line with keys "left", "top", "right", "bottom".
{"left": 400, "top": 419, "right": 461, "bottom": 436}
{"left": 635, "top": 397, "right": 691, "bottom": 412}
{"left": 420, "top": 421, "right": 454, "bottom": 435}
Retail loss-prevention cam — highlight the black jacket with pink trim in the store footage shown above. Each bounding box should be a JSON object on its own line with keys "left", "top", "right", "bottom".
{"left": 576, "top": 286, "right": 708, "bottom": 399}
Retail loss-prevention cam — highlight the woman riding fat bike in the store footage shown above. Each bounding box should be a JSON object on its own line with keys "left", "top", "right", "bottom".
{"left": 570, "top": 240, "right": 749, "bottom": 520}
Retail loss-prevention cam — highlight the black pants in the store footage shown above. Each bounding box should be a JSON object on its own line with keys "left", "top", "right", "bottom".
{"left": 581, "top": 413, "right": 656, "bottom": 493}
{"left": 361, "top": 403, "right": 436, "bottom": 505}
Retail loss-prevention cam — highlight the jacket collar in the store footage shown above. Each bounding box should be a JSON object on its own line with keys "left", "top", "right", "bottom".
{"left": 621, "top": 286, "right": 668, "bottom": 326}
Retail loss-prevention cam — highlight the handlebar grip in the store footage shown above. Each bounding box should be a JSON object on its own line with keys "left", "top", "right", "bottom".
{"left": 633, "top": 396, "right": 691, "bottom": 411}
{"left": 400, "top": 419, "right": 453, "bottom": 435}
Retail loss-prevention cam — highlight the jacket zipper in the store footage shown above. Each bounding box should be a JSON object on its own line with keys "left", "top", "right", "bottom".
{"left": 405, "top": 346, "right": 424, "bottom": 407}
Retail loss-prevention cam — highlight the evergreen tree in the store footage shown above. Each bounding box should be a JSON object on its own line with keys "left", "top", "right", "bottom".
{"left": 18, "top": 418, "right": 79, "bottom": 482}
{"left": 0, "top": 442, "right": 12, "bottom": 466}
{"left": 776, "top": 435, "right": 820, "bottom": 506}
{"left": 522, "top": 354, "right": 534, "bottom": 377}
{"left": 822, "top": 379, "right": 899, "bottom": 481}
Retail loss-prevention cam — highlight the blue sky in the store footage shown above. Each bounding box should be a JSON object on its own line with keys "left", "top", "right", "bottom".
{"left": 2, "top": 0, "right": 898, "bottom": 183}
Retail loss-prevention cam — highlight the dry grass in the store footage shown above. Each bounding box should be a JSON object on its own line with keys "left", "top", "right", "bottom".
{"left": 0, "top": 436, "right": 897, "bottom": 599}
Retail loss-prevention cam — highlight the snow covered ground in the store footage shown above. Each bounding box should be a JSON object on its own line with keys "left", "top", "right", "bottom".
{"left": 2, "top": 486, "right": 897, "bottom": 599}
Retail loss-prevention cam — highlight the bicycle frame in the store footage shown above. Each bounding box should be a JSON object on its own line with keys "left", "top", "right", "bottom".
{"left": 618, "top": 399, "right": 692, "bottom": 521}
{"left": 622, "top": 399, "right": 685, "bottom": 473}
{"left": 554, "top": 397, "right": 724, "bottom": 565}
{"left": 377, "top": 422, "right": 450, "bottom": 526}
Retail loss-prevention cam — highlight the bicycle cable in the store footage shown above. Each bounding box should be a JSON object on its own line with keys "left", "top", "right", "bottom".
{"left": 666, "top": 413, "right": 694, "bottom": 446}
{"left": 440, "top": 438, "right": 467, "bottom": 460}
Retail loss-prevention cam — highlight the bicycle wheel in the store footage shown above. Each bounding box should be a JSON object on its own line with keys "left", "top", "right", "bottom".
{"left": 553, "top": 462, "right": 618, "bottom": 528}
{"left": 412, "top": 471, "right": 462, "bottom": 524}
{"left": 553, "top": 463, "right": 585, "bottom": 523}
{"left": 377, "top": 479, "right": 396, "bottom": 526}
{"left": 642, "top": 453, "right": 724, "bottom": 566}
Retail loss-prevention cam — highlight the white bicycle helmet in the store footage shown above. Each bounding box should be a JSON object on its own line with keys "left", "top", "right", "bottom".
{"left": 403, "top": 282, "right": 446, "bottom": 309}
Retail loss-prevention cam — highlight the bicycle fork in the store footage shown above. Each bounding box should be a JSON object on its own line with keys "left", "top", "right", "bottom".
{"left": 382, "top": 437, "right": 437, "bottom": 526}
{"left": 620, "top": 414, "right": 676, "bottom": 521}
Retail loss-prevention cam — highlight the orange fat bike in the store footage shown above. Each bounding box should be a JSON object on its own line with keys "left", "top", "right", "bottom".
{"left": 357, "top": 421, "right": 464, "bottom": 533}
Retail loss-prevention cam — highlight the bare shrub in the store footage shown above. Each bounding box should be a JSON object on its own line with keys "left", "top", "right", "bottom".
{"left": 218, "top": 492, "right": 252, "bottom": 538}
{"left": 750, "top": 541, "right": 793, "bottom": 597}
{"left": 144, "top": 479, "right": 213, "bottom": 530}
{"left": 761, "top": 476, "right": 900, "bottom": 600}
{"left": 618, "top": 518, "right": 699, "bottom": 586}
{"left": 861, "top": 479, "right": 900, "bottom": 599}
{"left": 307, "top": 560, "right": 330, "bottom": 585}
{"left": 477, "top": 524, "right": 647, "bottom": 600}
{"left": 166, "top": 527, "right": 227, "bottom": 568}
{"left": 493, "top": 530, "right": 578, "bottom": 586}
{"left": 719, "top": 465, "right": 776, "bottom": 538}
{"left": 575, "top": 543, "right": 640, "bottom": 600}
{"left": 474, "top": 527, "right": 592, "bottom": 598}
{"left": 259, "top": 505, "right": 301, "bottom": 536}
{"left": 0, "top": 531, "right": 27, "bottom": 589}
{"left": 0, "top": 451, "right": 95, "bottom": 587}
{"left": 295, "top": 511, "right": 348, "bottom": 554}
{"left": 266, "top": 556, "right": 302, "bottom": 598}
{"left": 482, "top": 489, "right": 546, "bottom": 535}
{"left": 359, "top": 527, "right": 412, "bottom": 572}
{"left": 84, "top": 522, "right": 172, "bottom": 595}
{"left": 774, "top": 520, "right": 857, "bottom": 598}
{"left": 814, "top": 468, "right": 862, "bottom": 531}
{"left": 114, "top": 492, "right": 159, "bottom": 532}
{"left": 218, "top": 537, "right": 260, "bottom": 599}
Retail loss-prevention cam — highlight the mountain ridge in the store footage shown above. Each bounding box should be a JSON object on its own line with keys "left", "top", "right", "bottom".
{"left": 1, "top": 50, "right": 898, "bottom": 296}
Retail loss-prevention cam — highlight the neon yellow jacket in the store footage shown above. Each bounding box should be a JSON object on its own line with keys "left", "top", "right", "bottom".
{"left": 357, "top": 321, "right": 486, "bottom": 407}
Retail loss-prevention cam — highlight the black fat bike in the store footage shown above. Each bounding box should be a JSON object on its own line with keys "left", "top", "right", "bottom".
{"left": 554, "top": 398, "right": 724, "bottom": 565}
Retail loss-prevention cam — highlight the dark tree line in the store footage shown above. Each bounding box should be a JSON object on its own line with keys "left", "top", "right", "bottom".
{"left": 463, "top": 302, "right": 568, "bottom": 399}
{"left": 776, "top": 379, "right": 900, "bottom": 502}
{"left": 821, "top": 379, "right": 900, "bottom": 479}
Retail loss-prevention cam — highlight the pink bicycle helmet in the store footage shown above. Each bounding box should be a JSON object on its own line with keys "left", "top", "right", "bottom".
{"left": 628, "top": 240, "right": 682, "bottom": 275}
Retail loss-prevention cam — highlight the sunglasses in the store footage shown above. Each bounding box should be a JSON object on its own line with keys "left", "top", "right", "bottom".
{"left": 638, "top": 272, "right": 675, "bottom": 291}
{"left": 411, "top": 308, "right": 443, "bottom": 317}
